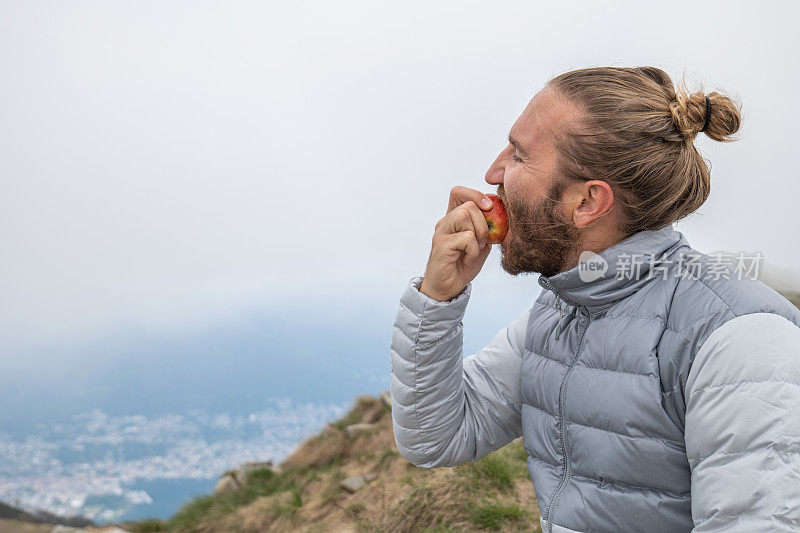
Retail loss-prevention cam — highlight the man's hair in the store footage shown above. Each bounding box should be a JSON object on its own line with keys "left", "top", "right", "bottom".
{"left": 546, "top": 66, "right": 742, "bottom": 239}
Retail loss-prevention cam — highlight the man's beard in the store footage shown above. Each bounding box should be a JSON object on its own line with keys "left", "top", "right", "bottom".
{"left": 497, "top": 181, "right": 581, "bottom": 277}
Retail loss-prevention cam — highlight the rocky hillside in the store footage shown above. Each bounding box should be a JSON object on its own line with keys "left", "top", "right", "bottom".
{"left": 0, "top": 500, "right": 104, "bottom": 533}
{"left": 120, "top": 393, "right": 541, "bottom": 533}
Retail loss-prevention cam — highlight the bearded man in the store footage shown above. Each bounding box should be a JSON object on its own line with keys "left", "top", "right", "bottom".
{"left": 390, "top": 66, "right": 800, "bottom": 532}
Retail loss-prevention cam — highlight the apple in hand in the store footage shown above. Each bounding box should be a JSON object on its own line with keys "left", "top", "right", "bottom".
{"left": 483, "top": 194, "right": 508, "bottom": 244}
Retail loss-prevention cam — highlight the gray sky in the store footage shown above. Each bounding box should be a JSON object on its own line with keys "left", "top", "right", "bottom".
{"left": 2, "top": 1, "right": 799, "bottom": 359}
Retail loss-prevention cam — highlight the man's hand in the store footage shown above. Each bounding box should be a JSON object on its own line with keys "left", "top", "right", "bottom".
{"left": 419, "top": 186, "right": 495, "bottom": 301}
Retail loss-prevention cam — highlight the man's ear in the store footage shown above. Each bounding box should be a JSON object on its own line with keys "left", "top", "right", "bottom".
{"left": 570, "top": 180, "right": 614, "bottom": 228}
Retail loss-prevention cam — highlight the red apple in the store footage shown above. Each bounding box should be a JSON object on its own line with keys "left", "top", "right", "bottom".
{"left": 483, "top": 194, "right": 508, "bottom": 244}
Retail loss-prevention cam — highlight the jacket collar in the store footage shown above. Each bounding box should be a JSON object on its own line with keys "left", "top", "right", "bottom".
{"left": 537, "top": 223, "right": 689, "bottom": 312}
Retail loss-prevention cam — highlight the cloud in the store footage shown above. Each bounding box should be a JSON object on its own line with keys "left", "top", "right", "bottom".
{"left": 1, "top": 1, "right": 798, "bottom": 358}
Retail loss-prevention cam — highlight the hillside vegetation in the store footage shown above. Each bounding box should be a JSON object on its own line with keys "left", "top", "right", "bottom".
{"left": 122, "top": 394, "right": 541, "bottom": 532}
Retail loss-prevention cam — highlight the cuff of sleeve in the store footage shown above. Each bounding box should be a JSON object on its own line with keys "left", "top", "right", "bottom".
{"left": 398, "top": 277, "right": 471, "bottom": 343}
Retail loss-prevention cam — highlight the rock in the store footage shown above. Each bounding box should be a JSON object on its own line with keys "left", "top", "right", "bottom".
{"left": 345, "top": 423, "right": 377, "bottom": 438}
{"left": 339, "top": 472, "right": 378, "bottom": 494}
{"left": 214, "top": 473, "right": 242, "bottom": 494}
{"left": 339, "top": 476, "right": 366, "bottom": 493}
{"left": 214, "top": 460, "right": 281, "bottom": 494}
{"left": 379, "top": 390, "right": 391, "bottom": 408}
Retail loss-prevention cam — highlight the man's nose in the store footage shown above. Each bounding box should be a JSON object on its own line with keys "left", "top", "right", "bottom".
{"left": 485, "top": 156, "right": 504, "bottom": 185}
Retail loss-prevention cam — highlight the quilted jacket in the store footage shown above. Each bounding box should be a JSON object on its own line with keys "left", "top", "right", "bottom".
{"left": 390, "top": 224, "right": 800, "bottom": 532}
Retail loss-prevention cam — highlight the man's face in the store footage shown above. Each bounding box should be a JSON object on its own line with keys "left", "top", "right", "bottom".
{"left": 485, "top": 86, "right": 581, "bottom": 277}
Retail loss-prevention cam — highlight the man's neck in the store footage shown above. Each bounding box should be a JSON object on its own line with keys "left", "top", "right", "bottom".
{"left": 560, "top": 227, "right": 626, "bottom": 274}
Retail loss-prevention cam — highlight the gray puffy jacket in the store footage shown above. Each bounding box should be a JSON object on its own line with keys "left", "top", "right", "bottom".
{"left": 390, "top": 224, "right": 800, "bottom": 532}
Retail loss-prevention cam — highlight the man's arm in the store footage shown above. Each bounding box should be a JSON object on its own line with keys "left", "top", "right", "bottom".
{"left": 685, "top": 312, "right": 800, "bottom": 532}
{"left": 390, "top": 276, "right": 528, "bottom": 468}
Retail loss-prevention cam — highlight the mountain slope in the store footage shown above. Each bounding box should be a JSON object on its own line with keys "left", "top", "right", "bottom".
{"left": 0, "top": 499, "right": 97, "bottom": 532}
{"left": 123, "top": 394, "right": 541, "bottom": 532}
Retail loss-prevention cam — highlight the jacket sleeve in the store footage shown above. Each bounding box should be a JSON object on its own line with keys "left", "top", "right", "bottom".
{"left": 390, "top": 276, "right": 528, "bottom": 468}
{"left": 684, "top": 312, "right": 800, "bottom": 532}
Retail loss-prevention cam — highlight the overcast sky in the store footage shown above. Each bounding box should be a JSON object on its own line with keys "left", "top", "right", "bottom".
{"left": 2, "top": 1, "right": 799, "bottom": 361}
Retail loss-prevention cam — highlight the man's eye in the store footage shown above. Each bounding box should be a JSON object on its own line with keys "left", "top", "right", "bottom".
{"left": 512, "top": 153, "right": 524, "bottom": 163}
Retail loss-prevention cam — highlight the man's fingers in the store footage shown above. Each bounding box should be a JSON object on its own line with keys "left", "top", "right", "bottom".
{"left": 444, "top": 203, "right": 490, "bottom": 246}
{"left": 462, "top": 202, "right": 490, "bottom": 246}
{"left": 423, "top": 187, "right": 495, "bottom": 301}
{"left": 437, "top": 230, "right": 480, "bottom": 265}
{"left": 458, "top": 231, "right": 482, "bottom": 266}
{"left": 468, "top": 236, "right": 493, "bottom": 266}
{"left": 448, "top": 186, "right": 494, "bottom": 214}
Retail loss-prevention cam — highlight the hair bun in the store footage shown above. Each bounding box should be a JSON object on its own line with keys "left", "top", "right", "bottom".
{"left": 670, "top": 90, "right": 741, "bottom": 142}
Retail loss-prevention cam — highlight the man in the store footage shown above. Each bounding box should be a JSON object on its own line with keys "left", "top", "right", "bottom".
{"left": 390, "top": 66, "right": 800, "bottom": 532}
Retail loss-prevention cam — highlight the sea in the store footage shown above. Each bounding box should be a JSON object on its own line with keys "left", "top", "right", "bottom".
{"left": 0, "top": 307, "right": 391, "bottom": 524}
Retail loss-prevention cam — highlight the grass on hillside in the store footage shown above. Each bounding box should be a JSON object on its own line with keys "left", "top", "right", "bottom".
{"left": 127, "top": 466, "right": 304, "bottom": 532}
{"left": 124, "top": 395, "right": 540, "bottom": 532}
{"left": 470, "top": 499, "right": 530, "bottom": 529}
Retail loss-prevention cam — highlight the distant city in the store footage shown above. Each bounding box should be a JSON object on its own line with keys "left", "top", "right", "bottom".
{"left": 0, "top": 398, "right": 351, "bottom": 523}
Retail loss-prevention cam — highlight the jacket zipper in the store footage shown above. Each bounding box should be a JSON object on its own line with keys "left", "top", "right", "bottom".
{"left": 540, "top": 280, "right": 590, "bottom": 533}
{"left": 554, "top": 296, "right": 564, "bottom": 341}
